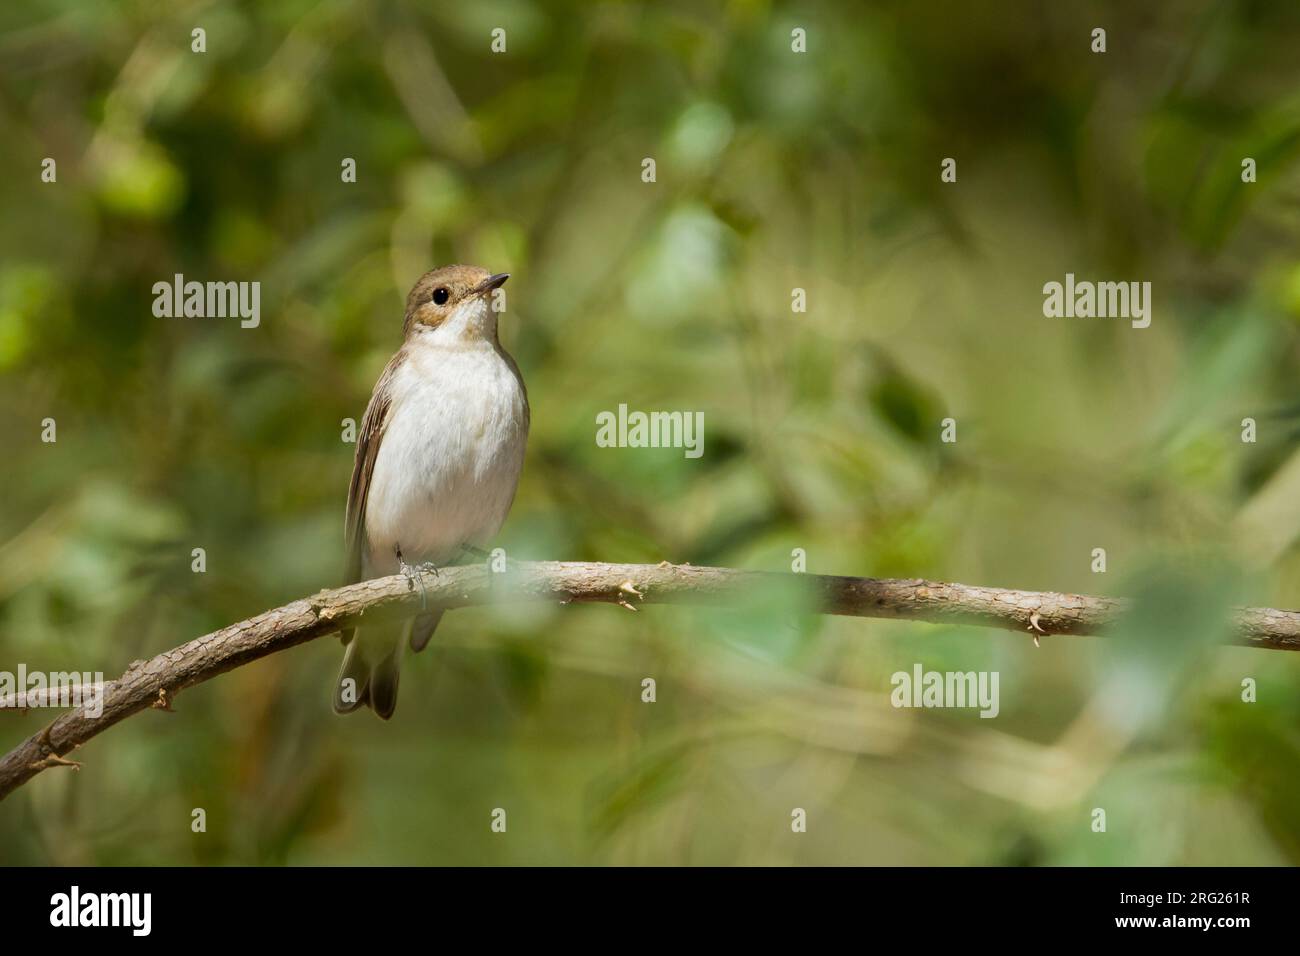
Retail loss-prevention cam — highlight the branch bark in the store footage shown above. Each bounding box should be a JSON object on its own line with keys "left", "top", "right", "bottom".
{"left": 2, "top": 560, "right": 1297, "bottom": 802}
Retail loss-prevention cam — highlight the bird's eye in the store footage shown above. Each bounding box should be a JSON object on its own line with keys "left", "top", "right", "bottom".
{"left": 432, "top": 287, "right": 450, "bottom": 305}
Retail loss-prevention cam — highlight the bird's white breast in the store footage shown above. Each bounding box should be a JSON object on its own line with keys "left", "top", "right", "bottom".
{"left": 363, "top": 339, "right": 528, "bottom": 576}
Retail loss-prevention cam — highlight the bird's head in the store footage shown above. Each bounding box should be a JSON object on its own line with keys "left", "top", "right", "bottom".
{"left": 403, "top": 265, "right": 510, "bottom": 342}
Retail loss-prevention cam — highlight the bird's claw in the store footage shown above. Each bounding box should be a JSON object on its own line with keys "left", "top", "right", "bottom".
{"left": 397, "top": 556, "right": 435, "bottom": 610}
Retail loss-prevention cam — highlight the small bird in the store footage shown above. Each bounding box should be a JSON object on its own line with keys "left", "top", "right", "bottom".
{"left": 334, "top": 265, "right": 529, "bottom": 718}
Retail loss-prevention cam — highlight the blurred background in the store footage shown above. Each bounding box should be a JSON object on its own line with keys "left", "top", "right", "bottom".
{"left": 2, "top": 0, "right": 1300, "bottom": 865}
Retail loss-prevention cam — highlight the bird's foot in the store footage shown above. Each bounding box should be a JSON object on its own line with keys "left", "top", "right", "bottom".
{"left": 395, "top": 548, "right": 437, "bottom": 610}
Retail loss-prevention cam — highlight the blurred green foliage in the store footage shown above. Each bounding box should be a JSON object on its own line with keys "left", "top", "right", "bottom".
{"left": 2, "top": 0, "right": 1300, "bottom": 865}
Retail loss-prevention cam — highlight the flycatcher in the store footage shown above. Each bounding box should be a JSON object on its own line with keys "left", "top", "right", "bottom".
{"left": 334, "top": 265, "right": 529, "bottom": 718}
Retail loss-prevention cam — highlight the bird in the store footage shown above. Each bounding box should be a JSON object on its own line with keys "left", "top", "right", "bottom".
{"left": 333, "top": 265, "right": 529, "bottom": 718}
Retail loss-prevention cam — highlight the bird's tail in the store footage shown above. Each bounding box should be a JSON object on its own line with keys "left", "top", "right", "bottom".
{"left": 332, "top": 611, "right": 444, "bottom": 718}
{"left": 333, "top": 622, "right": 403, "bottom": 719}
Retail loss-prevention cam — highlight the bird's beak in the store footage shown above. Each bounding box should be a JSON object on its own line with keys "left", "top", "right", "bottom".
{"left": 474, "top": 273, "right": 510, "bottom": 297}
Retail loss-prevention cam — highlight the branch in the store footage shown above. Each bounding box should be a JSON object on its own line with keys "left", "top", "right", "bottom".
{"left": 2, "top": 560, "right": 1297, "bottom": 801}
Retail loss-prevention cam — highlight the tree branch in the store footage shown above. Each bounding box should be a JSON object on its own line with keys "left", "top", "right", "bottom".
{"left": 2, "top": 560, "right": 1297, "bottom": 801}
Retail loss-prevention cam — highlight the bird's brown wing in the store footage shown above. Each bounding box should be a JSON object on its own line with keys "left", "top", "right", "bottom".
{"left": 341, "top": 350, "right": 406, "bottom": 642}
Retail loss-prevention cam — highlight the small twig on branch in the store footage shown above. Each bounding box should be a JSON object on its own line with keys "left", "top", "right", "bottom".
{"left": 1, "top": 560, "right": 1297, "bottom": 802}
